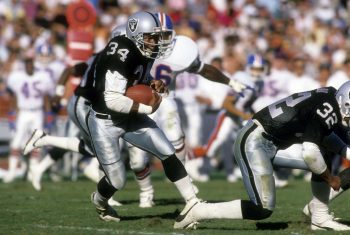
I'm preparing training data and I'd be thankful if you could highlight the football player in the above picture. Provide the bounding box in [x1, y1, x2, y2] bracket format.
[189, 54, 266, 182]
[3, 54, 53, 183]
[174, 81, 350, 231]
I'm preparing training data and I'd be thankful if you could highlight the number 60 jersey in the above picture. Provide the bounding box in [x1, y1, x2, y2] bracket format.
[253, 87, 341, 149]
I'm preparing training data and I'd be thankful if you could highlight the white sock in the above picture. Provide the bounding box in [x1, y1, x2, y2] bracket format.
[310, 180, 331, 223]
[36, 136, 80, 153]
[173, 175, 197, 202]
[137, 174, 153, 193]
[37, 154, 56, 175]
[195, 200, 243, 220]
[7, 155, 19, 174]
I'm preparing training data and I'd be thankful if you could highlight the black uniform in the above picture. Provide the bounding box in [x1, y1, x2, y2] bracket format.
[254, 87, 342, 149]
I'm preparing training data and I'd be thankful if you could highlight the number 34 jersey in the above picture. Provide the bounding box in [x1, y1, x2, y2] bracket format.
[253, 87, 341, 148]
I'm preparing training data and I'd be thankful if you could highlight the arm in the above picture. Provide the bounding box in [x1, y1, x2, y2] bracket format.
[222, 95, 252, 120]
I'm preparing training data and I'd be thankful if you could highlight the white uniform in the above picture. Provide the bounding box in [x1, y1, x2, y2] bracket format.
[7, 69, 53, 149]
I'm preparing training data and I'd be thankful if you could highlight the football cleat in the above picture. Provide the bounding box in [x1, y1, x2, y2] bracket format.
[174, 198, 202, 229]
[311, 215, 350, 231]
[302, 203, 341, 221]
[91, 192, 120, 222]
[139, 190, 155, 208]
[30, 165, 42, 191]
[23, 129, 46, 155]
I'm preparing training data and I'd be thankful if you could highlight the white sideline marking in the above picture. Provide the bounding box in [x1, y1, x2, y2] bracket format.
[34, 224, 185, 235]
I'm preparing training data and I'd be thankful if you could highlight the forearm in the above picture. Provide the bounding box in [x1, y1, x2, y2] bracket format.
[104, 91, 152, 114]
[197, 64, 230, 85]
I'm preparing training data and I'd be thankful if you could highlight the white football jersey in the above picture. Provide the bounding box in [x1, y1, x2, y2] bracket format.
[287, 74, 320, 94]
[150, 35, 200, 95]
[7, 69, 54, 110]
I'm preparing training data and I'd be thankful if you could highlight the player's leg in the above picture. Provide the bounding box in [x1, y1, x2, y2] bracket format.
[122, 115, 199, 206]
[4, 111, 27, 183]
[174, 120, 276, 229]
[128, 144, 154, 208]
[87, 112, 125, 222]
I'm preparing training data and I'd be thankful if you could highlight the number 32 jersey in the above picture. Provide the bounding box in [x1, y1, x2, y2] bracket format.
[254, 87, 341, 148]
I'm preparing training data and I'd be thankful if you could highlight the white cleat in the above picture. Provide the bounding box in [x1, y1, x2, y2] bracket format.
[23, 129, 46, 155]
[174, 198, 202, 229]
[91, 192, 120, 222]
[139, 191, 155, 208]
[311, 216, 350, 231]
[2, 172, 16, 183]
[108, 197, 123, 207]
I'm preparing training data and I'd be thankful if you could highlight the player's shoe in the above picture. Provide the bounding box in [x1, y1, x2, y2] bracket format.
[303, 203, 341, 221]
[30, 165, 42, 191]
[139, 190, 155, 208]
[23, 129, 46, 155]
[173, 198, 202, 229]
[311, 215, 350, 231]
[2, 172, 16, 183]
[108, 197, 123, 207]
[91, 192, 120, 222]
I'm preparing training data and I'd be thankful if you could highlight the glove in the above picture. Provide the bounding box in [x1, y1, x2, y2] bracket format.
[228, 79, 252, 97]
[44, 111, 55, 131]
[7, 111, 16, 131]
[339, 167, 350, 190]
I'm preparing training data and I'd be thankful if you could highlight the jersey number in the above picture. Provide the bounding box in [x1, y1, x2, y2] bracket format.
[317, 102, 338, 129]
[269, 92, 311, 118]
[106, 42, 129, 62]
[21, 81, 42, 98]
[155, 64, 172, 86]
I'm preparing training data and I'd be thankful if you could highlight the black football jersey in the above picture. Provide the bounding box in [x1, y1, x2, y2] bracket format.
[254, 87, 342, 149]
[91, 36, 154, 114]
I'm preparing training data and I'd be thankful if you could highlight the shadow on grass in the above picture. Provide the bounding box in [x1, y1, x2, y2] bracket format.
[255, 222, 289, 230]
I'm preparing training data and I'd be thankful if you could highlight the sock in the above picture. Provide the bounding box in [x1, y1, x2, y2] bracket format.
[36, 154, 56, 175]
[136, 174, 153, 193]
[7, 155, 19, 175]
[310, 180, 331, 223]
[195, 200, 243, 220]
[173, 175, 197, 202]
[36, 136, 80, 153]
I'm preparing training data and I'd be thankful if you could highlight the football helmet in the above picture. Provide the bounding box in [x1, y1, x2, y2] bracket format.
[155, 12, 176, 58]
[36, 43, 54, 64]
[335, 81, 350, 126]
[110, 23, 126, 39]
[126, 11, 175, 59]
[246, 54, 266, 79]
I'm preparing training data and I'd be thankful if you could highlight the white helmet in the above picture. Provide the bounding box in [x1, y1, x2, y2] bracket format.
[126, 11, 174, 59]
[336, 81, 350, 126]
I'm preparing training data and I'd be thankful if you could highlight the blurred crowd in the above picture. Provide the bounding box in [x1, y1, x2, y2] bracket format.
[1, 0, 350, 184]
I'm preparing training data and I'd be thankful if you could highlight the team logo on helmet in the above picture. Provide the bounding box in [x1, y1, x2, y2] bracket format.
[128, 18, 138, 33]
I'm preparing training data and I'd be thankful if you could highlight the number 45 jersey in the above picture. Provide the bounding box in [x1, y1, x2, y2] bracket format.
[253, 87, 341, 149]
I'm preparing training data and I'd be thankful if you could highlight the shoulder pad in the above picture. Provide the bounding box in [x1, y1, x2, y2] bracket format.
[160, 35, 199, 72]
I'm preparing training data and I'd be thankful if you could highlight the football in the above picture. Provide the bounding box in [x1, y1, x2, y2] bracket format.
[125, 84, 155, 105]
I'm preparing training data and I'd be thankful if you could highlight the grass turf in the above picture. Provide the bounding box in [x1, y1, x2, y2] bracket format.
[1, 171, 350, 235]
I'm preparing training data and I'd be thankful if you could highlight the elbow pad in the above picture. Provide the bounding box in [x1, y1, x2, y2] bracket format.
[104, 91, 133, 114]
[302, 142, 327, 175]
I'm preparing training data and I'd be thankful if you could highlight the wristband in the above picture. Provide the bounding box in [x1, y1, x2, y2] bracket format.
[137, 103, 152, 114]
[55, 85, 65, 96]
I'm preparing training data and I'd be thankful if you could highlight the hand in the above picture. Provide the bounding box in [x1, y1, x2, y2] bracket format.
[228, 80, 252, 97]
[150, 80, 168, 94]
[150, 92, 162, 113]
[328, 175, 341, 191]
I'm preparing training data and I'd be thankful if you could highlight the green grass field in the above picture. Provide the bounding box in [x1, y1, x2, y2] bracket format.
[1, 171, 350, 235]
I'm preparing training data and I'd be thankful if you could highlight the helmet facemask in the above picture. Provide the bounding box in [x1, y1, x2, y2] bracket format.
[337, 95, 350, 126]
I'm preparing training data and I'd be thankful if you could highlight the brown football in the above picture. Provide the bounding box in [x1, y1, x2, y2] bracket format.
[125, 84, 155, 105]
